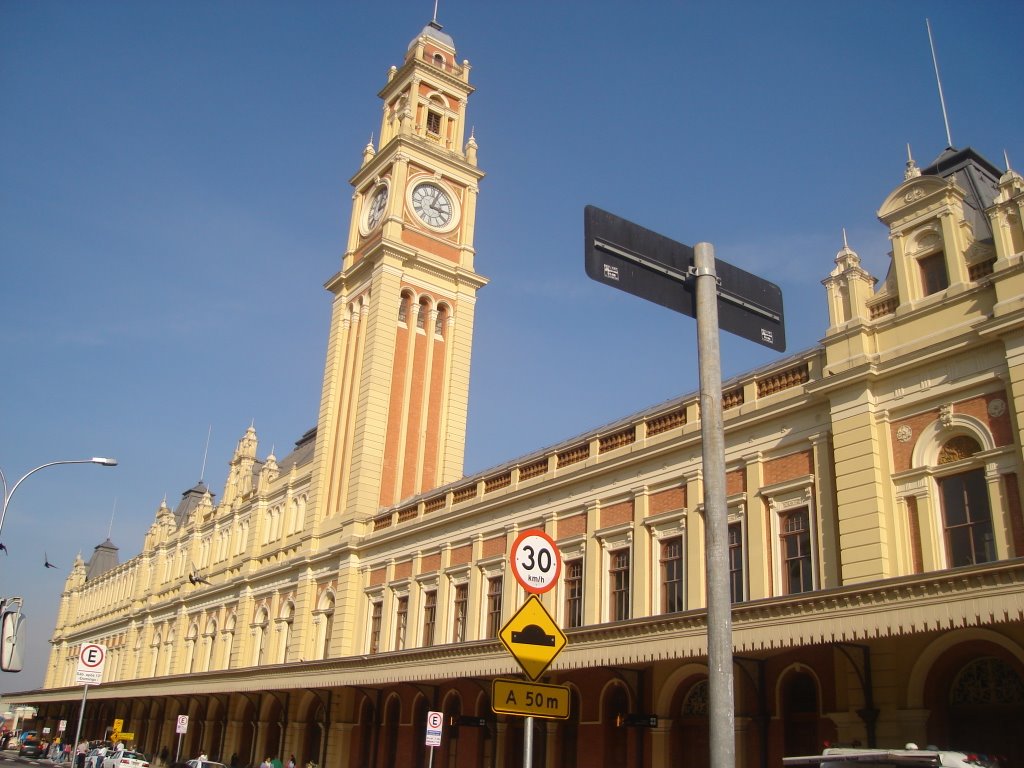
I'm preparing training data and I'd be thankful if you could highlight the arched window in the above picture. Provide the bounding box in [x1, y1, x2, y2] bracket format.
[150, 632, 162, 678]
[222, 613, 236, 670]
[277, 601, 295, 663]
[434, 304, 449, 337]
[162, 629, 175, 676]
[417, 298, 431, 329]
[252, 608, 269, 666]
[202, 618, 218, 672]
[936, 436, 994, 567]
[316, 592, 335, 660]
[184, 622, 199, 673]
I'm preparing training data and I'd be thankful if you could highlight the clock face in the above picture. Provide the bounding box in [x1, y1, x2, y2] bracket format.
[410, 182, 454, 229]
[366, 185, 388, 230]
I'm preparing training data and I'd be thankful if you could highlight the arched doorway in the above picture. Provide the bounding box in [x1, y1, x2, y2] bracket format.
[349, 694, 375, 768]
[556, 688, 580, 768]
[780, 670, 820, 757]
[946, 656, 1024, 764]
[672, 678, 710, 768]
[379, 695, 400, 768]
[412, 697, 430, 768]
[438, 693, 461, 768]
[601, 683, 630, 767]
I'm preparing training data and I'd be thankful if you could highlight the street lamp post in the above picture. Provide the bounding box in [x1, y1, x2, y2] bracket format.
[0, 457, 118, 541]
[0, 457, 116, 674]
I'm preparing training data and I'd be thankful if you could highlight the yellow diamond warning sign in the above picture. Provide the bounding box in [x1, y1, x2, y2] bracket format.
[499, 595, 566, 681]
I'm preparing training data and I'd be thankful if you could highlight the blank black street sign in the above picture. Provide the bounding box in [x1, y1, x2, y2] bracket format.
[584, 205, 786, 352]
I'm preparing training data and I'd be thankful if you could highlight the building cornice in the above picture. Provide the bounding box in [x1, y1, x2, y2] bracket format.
[21, 559, 1023, 706]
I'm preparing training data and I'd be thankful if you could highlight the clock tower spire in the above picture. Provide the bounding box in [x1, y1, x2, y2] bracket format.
[314, 19, 486, 525]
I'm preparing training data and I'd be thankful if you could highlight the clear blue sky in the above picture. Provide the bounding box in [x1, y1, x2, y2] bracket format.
[2, 0, 1021, 691]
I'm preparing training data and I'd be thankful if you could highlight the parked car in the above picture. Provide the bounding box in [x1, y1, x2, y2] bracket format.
[783, 746, 1003, 767]
[85, 746, 109, 768]
[19, 736, 46, 758]
[102, 750, 150, 768]
[186, 759, 227, 768]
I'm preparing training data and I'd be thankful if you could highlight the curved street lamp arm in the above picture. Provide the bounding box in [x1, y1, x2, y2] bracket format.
[0, 457, 118, 540]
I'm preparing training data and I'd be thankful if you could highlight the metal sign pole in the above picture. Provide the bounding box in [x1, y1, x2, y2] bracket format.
[523, 715, 533, 768]
[694, 242, 736, 768]
[72, 684, 89, 763]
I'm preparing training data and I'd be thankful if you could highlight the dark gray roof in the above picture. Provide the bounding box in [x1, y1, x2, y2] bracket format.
[85, 538, 119, 581]
[922, 145, 1001, 241]
[172, 481, 215, 527]
[276, 427, 316, 471]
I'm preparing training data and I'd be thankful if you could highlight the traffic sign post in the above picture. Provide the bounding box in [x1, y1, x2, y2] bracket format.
[175, 715, 189, 761]
[71, 642, 107, 768]
[583, 207, 786, 768]
[424, 710, 443, 768]
[502, 533, 567, 768]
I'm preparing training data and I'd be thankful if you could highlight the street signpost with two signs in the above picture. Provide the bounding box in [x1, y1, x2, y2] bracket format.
[584, 206, 788, 768]
[583, 205, 785, 351]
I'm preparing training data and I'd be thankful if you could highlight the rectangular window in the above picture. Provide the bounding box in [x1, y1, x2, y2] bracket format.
[452, 583, 468, 643]
[781, 509, 813, 594]
[919, 252, 949, 296]
[394, 596, 408, 651]
[610, 548, 631, 621]
[941, 469, 995, 566]
[728, 523, 744, 603]
[426, 110, 442, 135]
[422, 590, 437, 646]
[564, 558, 583, 629]
[486, 576, 503, 638]
[369, 600, 382, 654]
[660, 537, 684, 613]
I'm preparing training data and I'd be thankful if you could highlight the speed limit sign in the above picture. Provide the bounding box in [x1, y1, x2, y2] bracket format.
[510, 529, 562, 594]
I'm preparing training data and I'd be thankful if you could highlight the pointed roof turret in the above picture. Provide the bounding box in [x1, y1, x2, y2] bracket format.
[85, 538, 119, 581]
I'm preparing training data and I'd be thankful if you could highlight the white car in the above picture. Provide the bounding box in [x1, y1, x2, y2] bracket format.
[783, 746, 1002, 767]
[186, 760, 227, 768]
[85, 748, 109, 768]
[102, 751, 150, 768]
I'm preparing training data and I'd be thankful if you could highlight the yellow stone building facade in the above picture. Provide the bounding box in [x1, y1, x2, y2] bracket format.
[20, 18, 1024, 768]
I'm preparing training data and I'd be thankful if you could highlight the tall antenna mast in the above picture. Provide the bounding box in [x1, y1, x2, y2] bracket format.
[200, 424, 212, 483]
[107, 497, 117, 540]
[926, 18, 953, 148]
[432, 0, 439, 23]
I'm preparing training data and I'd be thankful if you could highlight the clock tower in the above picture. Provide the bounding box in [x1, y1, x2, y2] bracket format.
[314, 20, 486, 525]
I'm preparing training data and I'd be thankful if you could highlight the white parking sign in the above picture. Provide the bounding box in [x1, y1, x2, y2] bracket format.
[425, 710, 443, 747]
[75, 643, 107, 685]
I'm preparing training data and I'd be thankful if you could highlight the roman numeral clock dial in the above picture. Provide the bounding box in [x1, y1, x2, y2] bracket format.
[410, 181, 456, 230]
